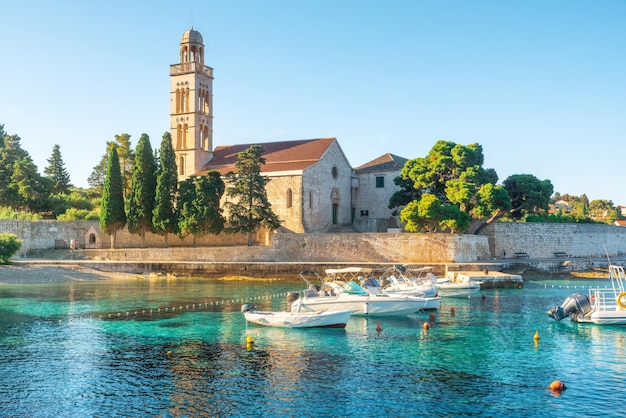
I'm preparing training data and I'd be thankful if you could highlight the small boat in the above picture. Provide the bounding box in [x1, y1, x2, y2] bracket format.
[435, 275, 483, 298]
[241, 304, 352, 328]
[359, 266, 441, 309]
[290, 269, 437, 317]
[548, 264, 626, 325]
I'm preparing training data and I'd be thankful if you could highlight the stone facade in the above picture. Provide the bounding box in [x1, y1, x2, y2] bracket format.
[352, 154, 407, 232]
[300, 141, 353, 231]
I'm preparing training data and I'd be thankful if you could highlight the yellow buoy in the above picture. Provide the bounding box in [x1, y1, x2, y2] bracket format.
[534, 330, 540, 341]
[246, 335, 255, 344]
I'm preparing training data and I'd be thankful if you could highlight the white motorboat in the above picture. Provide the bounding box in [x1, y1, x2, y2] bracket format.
[360, 266, 441, 309]
[241, 304, 352, 328]
[435, 275, 483, 298]
[548, 264, 626, 325]
[291, 269, 436, 317]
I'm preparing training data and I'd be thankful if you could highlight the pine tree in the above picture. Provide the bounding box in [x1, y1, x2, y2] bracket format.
[126, 134, 156, 247]
[100, 147, 126, 249]
[44, 144, 72, 194]
[153, 132, 179, 247]
[224, 145, 281, 246]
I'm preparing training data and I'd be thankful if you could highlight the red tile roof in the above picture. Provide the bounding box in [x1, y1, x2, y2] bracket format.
[354, 153, 408, 173]
[194, 137, 337, 175]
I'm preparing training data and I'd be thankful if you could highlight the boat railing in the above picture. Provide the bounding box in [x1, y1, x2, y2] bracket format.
[589, 288, 619, 311]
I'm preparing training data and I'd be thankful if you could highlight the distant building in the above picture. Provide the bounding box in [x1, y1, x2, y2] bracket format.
[169, 28, 405, 233]
[353, 153, 408, 232]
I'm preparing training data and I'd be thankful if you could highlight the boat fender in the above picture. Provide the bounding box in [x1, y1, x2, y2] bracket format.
[617, 292, 626, 309]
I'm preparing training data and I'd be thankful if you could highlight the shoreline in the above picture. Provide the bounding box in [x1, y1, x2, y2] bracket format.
[0, 261, 610, 285]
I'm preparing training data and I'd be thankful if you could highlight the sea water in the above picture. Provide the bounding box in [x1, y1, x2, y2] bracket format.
[0, 275, 624, 417]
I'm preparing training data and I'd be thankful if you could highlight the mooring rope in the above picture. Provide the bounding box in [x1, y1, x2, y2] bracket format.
[59, 291, 298, 322]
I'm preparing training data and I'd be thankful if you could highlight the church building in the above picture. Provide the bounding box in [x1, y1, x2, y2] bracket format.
[170, 28, 404, 233]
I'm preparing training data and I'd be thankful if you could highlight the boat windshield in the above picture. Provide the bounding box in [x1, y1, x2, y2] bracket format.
[342, 281, 367, 295]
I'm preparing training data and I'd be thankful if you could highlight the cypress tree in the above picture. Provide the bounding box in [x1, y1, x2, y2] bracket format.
[100, 147, 126, 249]
[153, 132, 179, 247]
[127, 134, 156, 247]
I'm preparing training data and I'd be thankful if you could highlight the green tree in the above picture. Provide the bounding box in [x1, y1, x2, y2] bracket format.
[126, 134, 156, 247]
[503, 174, 554, 220]
[153, 132, 179, 247]
[0, 233, 21, 264]
[0, 127, 35, 208]
[44, 144, 72, 194]
[396, 140, 505, 233]
[178, 172, 225, 246]
[400, 193, 469, 233]
[224, 145, 281, 246]
[100, 147, 127, 249]
[88, 134, 134, 195]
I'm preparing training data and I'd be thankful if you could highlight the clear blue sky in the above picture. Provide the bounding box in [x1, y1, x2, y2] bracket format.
[2, 1, 625, 204]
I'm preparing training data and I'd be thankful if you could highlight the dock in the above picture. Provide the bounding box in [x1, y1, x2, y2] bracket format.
[446, 270, 523, 289]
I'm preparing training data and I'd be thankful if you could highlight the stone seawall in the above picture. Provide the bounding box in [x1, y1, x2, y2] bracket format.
[76, 233, 491, 264]
[482, 223, 626, 259]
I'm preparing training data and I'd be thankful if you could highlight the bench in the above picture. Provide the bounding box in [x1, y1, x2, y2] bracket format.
[514, 252, 529, 258]
[554, 252, 567, 258]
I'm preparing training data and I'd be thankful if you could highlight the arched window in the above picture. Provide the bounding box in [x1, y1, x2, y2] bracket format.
[176, 125, 182, 149]
[286, 189, 293, 208]
[183, 123, 189, 148]
[179, 156, 185, 176]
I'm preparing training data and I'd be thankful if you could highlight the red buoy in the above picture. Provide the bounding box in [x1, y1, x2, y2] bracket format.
[450, 307, 456, 316]
[429, 313, 436, 321]
[376, 322, 383, 332]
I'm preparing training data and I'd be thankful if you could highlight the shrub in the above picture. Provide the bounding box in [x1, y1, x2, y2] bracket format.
[0, 233, 21, 264]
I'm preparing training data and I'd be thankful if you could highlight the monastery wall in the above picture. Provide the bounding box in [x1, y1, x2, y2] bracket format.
[5, 220, 626, 263]
[481, 222, 626, 259]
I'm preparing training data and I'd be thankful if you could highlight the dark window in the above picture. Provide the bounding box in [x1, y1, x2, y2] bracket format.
[376, 176, 384, 188]
[332, 166, 338, 179]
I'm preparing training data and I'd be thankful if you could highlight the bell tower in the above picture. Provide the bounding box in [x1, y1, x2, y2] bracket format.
[170, 28, 214, 180]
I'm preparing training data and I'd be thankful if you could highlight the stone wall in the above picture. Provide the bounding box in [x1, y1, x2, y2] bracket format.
[0, 220, 251, 254]
[79, 232, 491, 264]
[6, 219, 626, 264]
[482, 222, 626, 259]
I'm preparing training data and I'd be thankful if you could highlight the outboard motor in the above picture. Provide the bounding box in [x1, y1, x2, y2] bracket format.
[547, 293, 591, 321]
[241, 304, 252, 313]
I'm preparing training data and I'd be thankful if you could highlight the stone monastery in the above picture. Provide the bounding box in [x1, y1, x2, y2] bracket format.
[170, 28, 406, 233]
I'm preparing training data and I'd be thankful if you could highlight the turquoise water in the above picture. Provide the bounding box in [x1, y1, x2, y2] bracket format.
[0, 275, 625, 417]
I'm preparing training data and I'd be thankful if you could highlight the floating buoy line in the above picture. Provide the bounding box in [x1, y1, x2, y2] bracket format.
[55, 291, 296, 322]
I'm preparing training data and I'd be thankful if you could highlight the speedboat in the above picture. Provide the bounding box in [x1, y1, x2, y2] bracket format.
[241, 304, 352, 328]
[290, 269, 436, 317]
[548, 264, 626, 325]
[360, 266, 441, 309]
[435, 275, 483, 298]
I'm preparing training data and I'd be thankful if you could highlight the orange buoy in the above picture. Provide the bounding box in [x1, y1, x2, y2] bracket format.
[549, 380, 566, 392]
[423, 322, 430, 330]
[376, 322, 383, 332]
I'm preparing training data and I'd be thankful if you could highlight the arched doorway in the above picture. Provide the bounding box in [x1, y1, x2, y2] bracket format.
[331, 188, 340, 225]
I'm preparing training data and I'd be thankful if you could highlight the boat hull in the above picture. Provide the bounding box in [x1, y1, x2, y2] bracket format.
[573, 310, 626, 325]
[293, 294, 430, 317]
[243, 309, 352, 328]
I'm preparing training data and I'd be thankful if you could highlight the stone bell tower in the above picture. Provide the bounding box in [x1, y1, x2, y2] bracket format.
[170, 28, 214, 180]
